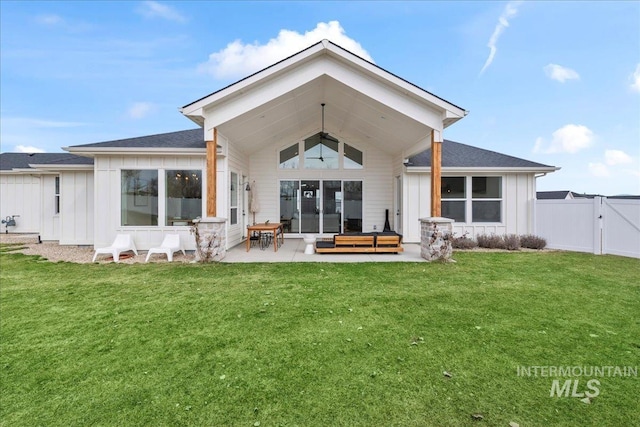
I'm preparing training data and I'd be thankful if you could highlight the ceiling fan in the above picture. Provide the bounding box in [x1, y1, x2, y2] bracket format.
[308, 103, 339, 162]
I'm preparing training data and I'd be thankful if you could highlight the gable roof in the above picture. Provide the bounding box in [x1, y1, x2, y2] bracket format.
[0, 152, 93, 171]
[407, 139, 556, 170]
[180, 39, 467, 159]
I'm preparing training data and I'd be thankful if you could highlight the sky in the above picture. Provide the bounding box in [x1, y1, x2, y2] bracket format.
[1, 1, 639, 195]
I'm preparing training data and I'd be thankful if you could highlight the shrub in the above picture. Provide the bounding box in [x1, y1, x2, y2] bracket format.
[476, 234, 506, 249]
[451, 232, 477, 249]
[503, 234, 521, 251]
[520, 234, 547, 250]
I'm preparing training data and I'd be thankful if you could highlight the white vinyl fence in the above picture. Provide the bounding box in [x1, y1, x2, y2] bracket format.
[536, 197, 640, 259]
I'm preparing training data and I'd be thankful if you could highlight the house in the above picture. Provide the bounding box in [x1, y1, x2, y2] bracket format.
[537, 190, 575, 200]
[0, 40, 557, 249]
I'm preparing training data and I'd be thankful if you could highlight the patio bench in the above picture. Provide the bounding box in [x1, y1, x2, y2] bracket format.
[315, 233, 403, 254]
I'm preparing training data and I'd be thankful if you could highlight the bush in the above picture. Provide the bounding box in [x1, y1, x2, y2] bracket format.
[503, 234, 521, 251]
[476, 234, 506, 249]
[451, 233, 477, 249]
[520, 234, 547, 250]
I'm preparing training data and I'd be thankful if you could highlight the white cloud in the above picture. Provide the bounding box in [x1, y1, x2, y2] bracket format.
[604, 149, 633, 166]
[588, 162, 609, 177]
[137, 1, 186, 23]
[35, 14, 64, 26]
[127, 102, 155, 119]
[631, 64, 640, 93]
[480, 1, 522, 75]
[15, 145, 46, 153]
[533, 124, 594, 154]
[544, 64, 580, 83]
[198, 21, 373, 80]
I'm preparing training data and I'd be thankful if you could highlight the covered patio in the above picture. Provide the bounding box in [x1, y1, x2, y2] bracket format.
[223, 238, 424, 263]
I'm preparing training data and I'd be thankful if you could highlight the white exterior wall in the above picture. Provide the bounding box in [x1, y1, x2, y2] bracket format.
[59, 171, 94, 245]
[0, 174, 42, 234]
[40, 175, 60, 241]
[93, 154, 206, 250]
[225, 133, 250, 249]
[403, 171, 537, 243]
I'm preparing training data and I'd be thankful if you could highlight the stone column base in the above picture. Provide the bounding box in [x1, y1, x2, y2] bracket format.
[420, 217, 455, 262]
[192, 217, 226, 262]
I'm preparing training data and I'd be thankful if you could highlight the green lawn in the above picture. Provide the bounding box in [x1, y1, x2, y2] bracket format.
[1, 248, 639, 426]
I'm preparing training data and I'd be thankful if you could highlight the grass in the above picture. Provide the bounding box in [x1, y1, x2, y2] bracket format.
[1, 248, 639, 426]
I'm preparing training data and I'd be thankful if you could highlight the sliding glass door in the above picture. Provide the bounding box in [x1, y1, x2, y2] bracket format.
[280, 180, 361, 234]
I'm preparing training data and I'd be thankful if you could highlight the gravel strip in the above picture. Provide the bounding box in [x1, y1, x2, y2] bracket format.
[0, 233, 195, 264]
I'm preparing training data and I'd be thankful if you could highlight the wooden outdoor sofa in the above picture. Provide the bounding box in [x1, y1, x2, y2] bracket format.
[315, 232, 404, 254]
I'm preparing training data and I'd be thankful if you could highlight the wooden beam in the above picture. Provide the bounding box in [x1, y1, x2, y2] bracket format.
[206, 128, 217, 217]
[430, 130, 442, 217]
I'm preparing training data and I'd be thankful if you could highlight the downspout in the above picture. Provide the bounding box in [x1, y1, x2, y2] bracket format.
[532, 173, 547, 235]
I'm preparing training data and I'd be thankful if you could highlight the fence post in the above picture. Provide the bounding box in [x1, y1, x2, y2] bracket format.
[593, 197, 603, 255]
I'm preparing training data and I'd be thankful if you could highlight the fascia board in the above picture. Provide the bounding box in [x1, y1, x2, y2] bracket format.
[324, 43, 466, 118]
[64, 148, 207, 156]
[405, 166, 560, 174]
[181, 43, 326, 116]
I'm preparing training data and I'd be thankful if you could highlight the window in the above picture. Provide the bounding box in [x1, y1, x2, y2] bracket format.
[121, 170, 158, 226]
[121, 169, 202, 226]
[279, 143, 299, 169]
[344, 143, 363, 169]
[166, 170, 202, 226]
[441, 177, 466, 222]
[304, 133, 339, 169]
[472, 177, 502, 222]
[440, 176, 503, 223]
[280, 135, 362, 170]
[229, 172, 238, 225]
[54, 176, 60, 214]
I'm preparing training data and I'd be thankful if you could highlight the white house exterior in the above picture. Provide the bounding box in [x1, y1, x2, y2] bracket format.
[0, 40, 557, 250]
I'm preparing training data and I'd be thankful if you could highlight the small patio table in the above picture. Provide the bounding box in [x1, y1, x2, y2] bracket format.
[246, 223, 283, 252]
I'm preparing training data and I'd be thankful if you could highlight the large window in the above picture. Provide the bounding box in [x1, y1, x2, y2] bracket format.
[166, 170, 202, 226]
[304, 134, 339, 169]
[122, 170, 158, 226]
[441, 176, 502, 223]
[121, 169, 202, 226]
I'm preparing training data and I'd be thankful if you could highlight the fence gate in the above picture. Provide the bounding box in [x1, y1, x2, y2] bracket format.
[536, 197, 640, 259]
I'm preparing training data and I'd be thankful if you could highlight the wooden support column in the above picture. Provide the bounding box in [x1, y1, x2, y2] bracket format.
[206, 128, 217, 217]
[430, 129, 442, 217]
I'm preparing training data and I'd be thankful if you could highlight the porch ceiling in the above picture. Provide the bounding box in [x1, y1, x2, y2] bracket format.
[215, 75, 432, 156]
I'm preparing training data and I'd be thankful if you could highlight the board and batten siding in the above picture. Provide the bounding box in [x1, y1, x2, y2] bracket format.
[40, 175, 60, 241]
[0, 174, 42, 234]
[59, 171, 94, 245]
[93, 155, 206, 250]
[402, 172, 537, 243]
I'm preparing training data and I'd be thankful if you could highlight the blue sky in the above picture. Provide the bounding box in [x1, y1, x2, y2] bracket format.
[1, 1, 638, 195]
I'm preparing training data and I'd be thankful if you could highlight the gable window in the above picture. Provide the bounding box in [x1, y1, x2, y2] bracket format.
[121, 170, 158, 226]
[54, 176, 60, 214]
[166, 170, 202, 226]
[344, 143, 363, 169]
[304, 133, 339, 169]
[279, 143, 299, 169]
[279, 138, 363, 170]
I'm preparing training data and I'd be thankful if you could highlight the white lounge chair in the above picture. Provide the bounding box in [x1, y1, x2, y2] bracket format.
[92, 234, 138, 263]
[145, 234, 186, 262]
